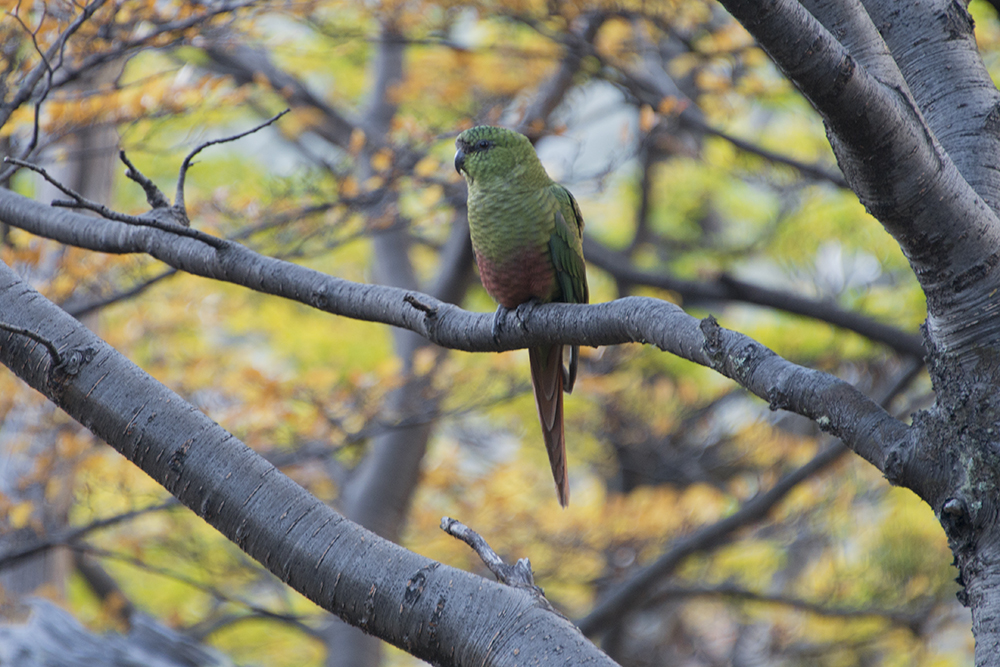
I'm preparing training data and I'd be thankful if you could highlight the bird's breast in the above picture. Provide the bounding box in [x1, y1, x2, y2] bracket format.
[474, 247, 555, 309]
[466, 186, 557, 308]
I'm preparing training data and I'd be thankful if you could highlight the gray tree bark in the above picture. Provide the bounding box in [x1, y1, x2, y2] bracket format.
[9, 1, 1000, 662]
[0, 258, 619, 667]
[718, 2, 1000, 663]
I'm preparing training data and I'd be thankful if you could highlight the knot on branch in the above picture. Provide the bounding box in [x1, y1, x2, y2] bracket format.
[941, 497, 972, 540]
[699, 315, 725, 369]
[940, 496, 976, 607]
[52, 346, 96, 381]
[138, 206, 190, 228]
[403, 562, 440, 607]
[310, 285, 329, 310]
[767, 383, 792, 413]
[0, 323, 94, 392]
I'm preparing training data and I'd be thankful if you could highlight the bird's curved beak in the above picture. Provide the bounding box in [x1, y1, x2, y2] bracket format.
[454, 148, 466, 174]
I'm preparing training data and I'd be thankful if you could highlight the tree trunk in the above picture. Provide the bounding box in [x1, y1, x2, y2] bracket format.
[0, 258, 619, 667]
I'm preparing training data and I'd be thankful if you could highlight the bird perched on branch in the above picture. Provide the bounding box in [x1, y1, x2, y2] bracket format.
[455, 125, 589, 507]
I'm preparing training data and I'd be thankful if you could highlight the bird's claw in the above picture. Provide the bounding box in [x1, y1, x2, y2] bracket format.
[514, 299, 538, 330]
[492, 305, 510, 345]
[492, 300, 539, 345]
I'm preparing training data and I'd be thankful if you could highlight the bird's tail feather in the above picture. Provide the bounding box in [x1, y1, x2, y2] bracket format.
[529, 344, 569, 507]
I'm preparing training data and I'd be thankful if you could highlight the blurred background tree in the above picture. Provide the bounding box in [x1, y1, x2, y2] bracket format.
[0, 0, 984, 664]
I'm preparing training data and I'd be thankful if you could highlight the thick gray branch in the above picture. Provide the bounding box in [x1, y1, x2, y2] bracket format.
[0, 189, 922, 497]
[0, 260, 617, 667]
[720, 0, 1000, 365]
[800, 0, 906, 88]
[860, 0, 1000, 214]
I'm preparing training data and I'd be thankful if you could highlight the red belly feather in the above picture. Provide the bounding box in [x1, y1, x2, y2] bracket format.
[475, 247, 554, 309]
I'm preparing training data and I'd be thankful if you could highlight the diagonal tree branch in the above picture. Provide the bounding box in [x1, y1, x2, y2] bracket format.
[0, 258, 619, 667]
[516, 12, 608, 138]
[719, 0, 1000, 362]
[646, 581, 937, 632]
[200, 39, 357, 150]
[858, 0, 1000, 214]
[578, 441, 850, 635]
[676, 112, 848, 188]
[0, 188, 924, 499]
[0, 501, 178, 572]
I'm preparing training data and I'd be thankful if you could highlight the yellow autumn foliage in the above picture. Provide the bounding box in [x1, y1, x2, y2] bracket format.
[0, 0, 980, 665]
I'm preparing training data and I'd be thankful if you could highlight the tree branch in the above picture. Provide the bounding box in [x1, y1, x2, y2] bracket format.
[441, 518, 539, 591]
[647, 581, 935, 632]
[800, 0, 907, 86]
[0, 258, 619, 667]
[0, 501, 177, 572]
[0, 0, 109, 183]
[677, 113, 848, 188]
[719, 0, 1000, 362]
[516, 12, 607, 138]
[4, 154, 222, 246]
[858, 0, 1000, 214]
[578, 442, 849, 635]
[0, 188, 924, 498]
[175, 109, 290, 213]
[200, 39, 357, 150]
[64, 268, 177, 319]
[0, 0, 108, 130]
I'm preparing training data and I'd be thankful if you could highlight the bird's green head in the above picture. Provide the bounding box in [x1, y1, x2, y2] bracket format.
[454, 125, 548, 189]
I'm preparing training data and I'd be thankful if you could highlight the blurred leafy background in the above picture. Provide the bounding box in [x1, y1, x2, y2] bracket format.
[1, 0, 990, 664]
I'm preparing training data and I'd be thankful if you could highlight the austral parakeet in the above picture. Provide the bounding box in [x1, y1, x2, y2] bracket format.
[455, 125, 589, 507]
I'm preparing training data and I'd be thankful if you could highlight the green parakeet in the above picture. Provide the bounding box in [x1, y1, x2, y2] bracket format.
[454, 125, 589, 507]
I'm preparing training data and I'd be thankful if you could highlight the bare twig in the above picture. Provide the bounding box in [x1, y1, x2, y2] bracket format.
[0, 500, 178, 571]
[6, 156, 109, 211]
[175, 109, 290, 212]
[440, 517, 537, 590]
[65, 268, 178, 319]
[4, 156, 225, 248]
[8, 1, 52, 76]
[48, 1, 256, 94]
[72, 543, 307, 626]
[0, 321, 62, 365]
[119, 150, 172, 210]
[403, 293, 438, 317]
[0, 0, 109, 182]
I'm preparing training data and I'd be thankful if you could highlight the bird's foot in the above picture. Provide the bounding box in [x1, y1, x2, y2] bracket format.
[492, 304, 511, 345]
[513, 299, 539, 330]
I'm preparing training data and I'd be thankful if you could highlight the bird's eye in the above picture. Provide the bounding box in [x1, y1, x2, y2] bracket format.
[476, 139, 492, 151]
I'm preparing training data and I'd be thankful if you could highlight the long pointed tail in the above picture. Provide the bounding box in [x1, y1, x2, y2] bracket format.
[529, 344, 569, 506]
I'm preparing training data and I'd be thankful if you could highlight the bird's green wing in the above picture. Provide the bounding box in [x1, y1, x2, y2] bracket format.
[548, 184, 589, 306]
[546, 183, 589, 396]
